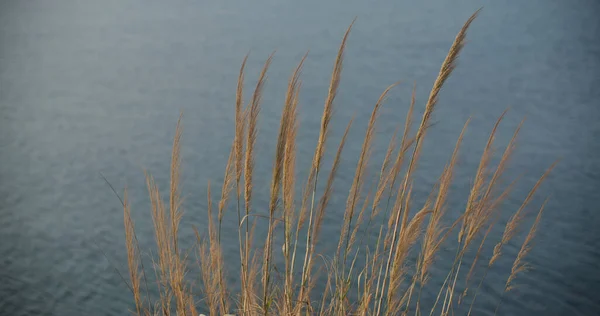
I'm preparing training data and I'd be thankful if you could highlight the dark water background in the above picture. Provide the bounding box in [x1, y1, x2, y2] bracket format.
[1, 0, 599, 315]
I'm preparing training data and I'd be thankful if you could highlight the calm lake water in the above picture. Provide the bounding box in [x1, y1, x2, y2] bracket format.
[1, 0, 599, 315]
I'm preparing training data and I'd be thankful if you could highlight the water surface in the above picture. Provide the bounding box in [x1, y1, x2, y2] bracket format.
[1, 0, 599, 315]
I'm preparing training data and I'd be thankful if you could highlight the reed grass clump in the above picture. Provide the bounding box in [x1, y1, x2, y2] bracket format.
[120, 9, 555, 316]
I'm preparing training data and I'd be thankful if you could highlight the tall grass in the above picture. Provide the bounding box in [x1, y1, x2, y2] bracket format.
[120, 9, 555, 315]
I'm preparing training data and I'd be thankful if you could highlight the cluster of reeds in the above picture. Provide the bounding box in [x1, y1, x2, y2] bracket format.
[120, 9, 555, 315]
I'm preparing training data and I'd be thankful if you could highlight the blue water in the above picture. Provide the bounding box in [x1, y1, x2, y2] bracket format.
[1, 0, 599, 315]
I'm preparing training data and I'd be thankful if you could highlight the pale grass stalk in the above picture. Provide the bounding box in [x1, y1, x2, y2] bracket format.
[354, 124, 400, 268]
[393, 184, 447, 316]
[436, 110, 509, 316]
[300, 118, 353, 312]
[349, 187, 374, 266]
[338, 83, 399, 273]
[494, 199, 548, 315]
[505, 199, 547, 290]
[343, 187, 376, 306]
[219, 144, 236, 243]
[318, 257, 334, 316]
[216, 144, 235, 313]
[124, 189, 144, 316]
[443, 129, 549, 316]
[407, 119, 469, 315]
[298, 20, 354, 312]
[373, 83, 415, 310]
[197, 183, 219, 315]
[460, 114, 518, 255]
[462, 137, 527, 312]
[387, 187, 432, 314]
[262, 52, 305, 315]
[244, 53, 274, 314]
[420, 119, 470, 284]
[144, 114, 191, 315]
[234, 54, 249, 313]
[490, 161, 557, 266]
[283, 55, 305, 314]
[335, 83, 398, 315]
[464, 220, 497, 316]
[146, 172, 171, 314]
[168, 113, 188, 316]
[377, 9, 480, 315]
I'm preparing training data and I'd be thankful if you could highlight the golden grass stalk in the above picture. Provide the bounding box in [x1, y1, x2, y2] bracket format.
[505, 199, 547, 291]
[233, 54, 249, 314]
[460, 112, 513, 251]
[338, 82, 399, 269]
[463, 218, 497, 316]
[419, 119, 470, 285]
[371, 84, 415, 312]
[124, 189, 144, 316]
[493, 199, 547, 315]
[313, 19, 354, 174]
[440, 112, 517, 316]
[283, 55, 304, 315]
[299, 118, 353, 308]
[387, 82, 417, 220]
[219, 144, 236, 239]
[214, 145, 235, 313]
[169, 113, 183, 256]
[145, 172, 170, 315]
[489, 161, 557, 266]
[197, 183, 219, 315]
[432, 110, 508, 315]
[235, 54, 249, 199]
[262, 52, 305, 315]
[377, 9, 480, 315]
[402, 119, 470, 315]
[168, 114, 189, 316]
[143, 113, 188, 315]
[388, 191, 432, 315]
[333, 82, 398, 315]
[243, 53, 274, 313]
[297, 21, 354, 313]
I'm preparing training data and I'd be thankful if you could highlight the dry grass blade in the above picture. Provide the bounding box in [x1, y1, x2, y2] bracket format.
[338, 82, 399, 267]
[282, 55, 305, 314]
[490, 161, 557, 266]
[245, 52, 274, 219]
[263, 52, 305, 315]
[384, 83, 416, 232]
[170, 113, 184, 256]
[313, 18, 355, 173]
[459, 109, 506, 248]
[233, 54, 249, 313]
[145, 171, 172, 314]
[312, 119, 353, 256]
[297, 118, 353, 313]
[419, 119, 470, 285]
[417, 8, 480, 142]
[236, 54, 249, 192]
[296, 21, 354, 312]
[335, 82, 398, 316]
[220, 144, 236, 233]
[378, 10, 480, 315]
[124, 189, 143, 316]
[169, 113, 189, 315]
[505, 199, 547, 291]
[243, 52, 274, 313]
